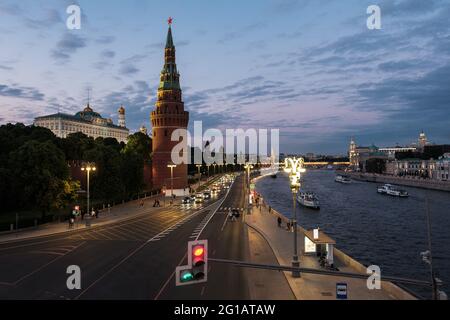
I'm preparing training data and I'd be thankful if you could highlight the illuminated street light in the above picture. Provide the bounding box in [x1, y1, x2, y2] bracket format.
[196, 164, 202, 192]
[284, 157, 305, 278]
[81, 163, 96, 220]
[244, 163, 254, 214]
[167, 164, 177, 198]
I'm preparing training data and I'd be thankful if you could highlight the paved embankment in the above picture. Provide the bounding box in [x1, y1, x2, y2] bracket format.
[245, 201, 416, 300]
[339, 171, 450, 192]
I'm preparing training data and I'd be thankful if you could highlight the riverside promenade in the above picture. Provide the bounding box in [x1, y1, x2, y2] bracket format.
[245, 202, 416, 300]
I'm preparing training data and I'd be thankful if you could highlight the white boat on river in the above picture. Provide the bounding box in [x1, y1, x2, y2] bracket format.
[335, 175, 352, 184]
[377, 184, 409, 197]
[297, 192, 320, 209]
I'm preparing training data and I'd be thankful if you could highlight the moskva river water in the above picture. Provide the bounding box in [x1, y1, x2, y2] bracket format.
[255, 170, 450, 299]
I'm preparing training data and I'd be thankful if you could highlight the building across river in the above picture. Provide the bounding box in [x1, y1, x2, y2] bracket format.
[34, 104, 129, 143]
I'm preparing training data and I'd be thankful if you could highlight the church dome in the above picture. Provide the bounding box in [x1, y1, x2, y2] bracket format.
[75, 104, 102, 120]
[118, 105, 125, 115]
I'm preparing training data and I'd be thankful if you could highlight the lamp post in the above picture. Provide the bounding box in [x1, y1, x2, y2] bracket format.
[196, 164, 202, 191]
[167, 164, 177, 198]
[244, 163, 254, 214]
[81, 163, 96, 218]
[284, 157, 305, 278]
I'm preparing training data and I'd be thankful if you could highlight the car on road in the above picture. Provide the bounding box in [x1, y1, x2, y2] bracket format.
[181, 196, 192, 204]
[203, 192, 211, 200]
[195, 193, 204, 203]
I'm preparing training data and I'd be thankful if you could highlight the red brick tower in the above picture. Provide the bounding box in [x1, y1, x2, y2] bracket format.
[150, 19, 189, 192]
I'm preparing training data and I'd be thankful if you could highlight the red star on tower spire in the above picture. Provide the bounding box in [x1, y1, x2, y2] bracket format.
[168, 17, 173, 26]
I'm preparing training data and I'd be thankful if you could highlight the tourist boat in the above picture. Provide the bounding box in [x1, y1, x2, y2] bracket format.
[297, 192, 320, 209]
[335, 175, 352, 184]
[377, 184, 409, 197]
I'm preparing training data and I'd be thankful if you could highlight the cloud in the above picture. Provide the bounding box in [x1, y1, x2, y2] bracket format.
[0, 65, 13, 71]
[24, 9, 62, 29]
[51, 33, 87, 62]
[0, 84, 45, 101]
[358, 64, 450, 117]
[120, 64, 139, 75]
[218, 22, 267, 44]
[101, 49, 116, 59]
[0, 3, 22, 15]
[96, 36, 116, 44]
[381, 0, 442, 16]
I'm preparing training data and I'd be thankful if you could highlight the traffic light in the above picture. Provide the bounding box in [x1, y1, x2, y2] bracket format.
[176, 240, 208, 286]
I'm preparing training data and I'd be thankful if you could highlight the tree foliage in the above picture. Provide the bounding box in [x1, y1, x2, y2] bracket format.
[0, 124, 152, 216]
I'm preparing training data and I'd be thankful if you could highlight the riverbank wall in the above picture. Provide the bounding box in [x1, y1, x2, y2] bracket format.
[339, 171, 450, 192]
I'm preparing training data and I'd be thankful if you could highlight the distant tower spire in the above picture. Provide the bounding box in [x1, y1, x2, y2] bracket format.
[140, 124, 148, 135]
[118, 105, 126, 128]
[87, 88, 91, 107]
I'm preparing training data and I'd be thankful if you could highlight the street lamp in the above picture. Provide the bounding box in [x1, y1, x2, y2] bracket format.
[284, 157, 306, 278]
[167, 164, 177, 198]
[244, 163, 254, 214]
[81, 163, 96, 218]
[196, 164, 202, 191]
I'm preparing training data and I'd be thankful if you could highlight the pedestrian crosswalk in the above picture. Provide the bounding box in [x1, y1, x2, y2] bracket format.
[66, 205, 208, 242]
[218, 207, 245, 212]
[188, 210, 213, 240]
[29, 244, 81, 256]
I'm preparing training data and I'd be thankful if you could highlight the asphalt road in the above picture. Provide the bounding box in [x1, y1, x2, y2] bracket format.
[0, 175, 250, 300]
[157, 174, 249, 299]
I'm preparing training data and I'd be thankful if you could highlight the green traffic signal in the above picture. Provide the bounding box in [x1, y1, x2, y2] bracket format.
[180, 270, 194, 282]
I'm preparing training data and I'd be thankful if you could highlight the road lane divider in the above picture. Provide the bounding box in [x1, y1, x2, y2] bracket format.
[74, 197, 226, 299]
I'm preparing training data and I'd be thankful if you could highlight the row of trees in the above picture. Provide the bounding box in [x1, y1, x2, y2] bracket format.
[0, 123, 152, 220]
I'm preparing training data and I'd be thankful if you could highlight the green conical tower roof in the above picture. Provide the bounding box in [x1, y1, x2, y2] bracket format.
[159, 23, 180, 90]
[166, 26, 174, 48]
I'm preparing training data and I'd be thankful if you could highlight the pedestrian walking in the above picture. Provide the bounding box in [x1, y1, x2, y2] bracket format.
[286, 221, 291, 231]
[277, 216, 282, 228]
[95, 208, 99, 219]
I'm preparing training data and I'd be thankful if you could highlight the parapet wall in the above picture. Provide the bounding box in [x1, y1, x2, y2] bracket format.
[341, 171, 450, 192]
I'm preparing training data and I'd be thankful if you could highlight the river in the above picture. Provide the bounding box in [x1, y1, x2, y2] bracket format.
[255, 169, 450, 299]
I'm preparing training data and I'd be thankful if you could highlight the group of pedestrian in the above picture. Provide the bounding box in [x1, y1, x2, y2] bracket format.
[228, 209, 239, 222]
[286, 221, 294, 232]
[153, 199, 161, 207]
[276, 216, 294, 232]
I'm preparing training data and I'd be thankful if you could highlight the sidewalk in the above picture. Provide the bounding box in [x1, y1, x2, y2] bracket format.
[0, 195, 172, 243]
[245, 204, 415, 300]
[0, 175, 224, 244]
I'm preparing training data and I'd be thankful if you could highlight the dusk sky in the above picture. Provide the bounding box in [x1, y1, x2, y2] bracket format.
[0, 0, 449, 154]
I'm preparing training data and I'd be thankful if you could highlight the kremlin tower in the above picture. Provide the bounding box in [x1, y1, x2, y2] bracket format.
[150, 18, 189, 193]
[118, 105, 126, 128]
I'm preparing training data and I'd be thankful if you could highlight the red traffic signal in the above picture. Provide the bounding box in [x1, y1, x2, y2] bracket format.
[192, 245, 205, 267]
